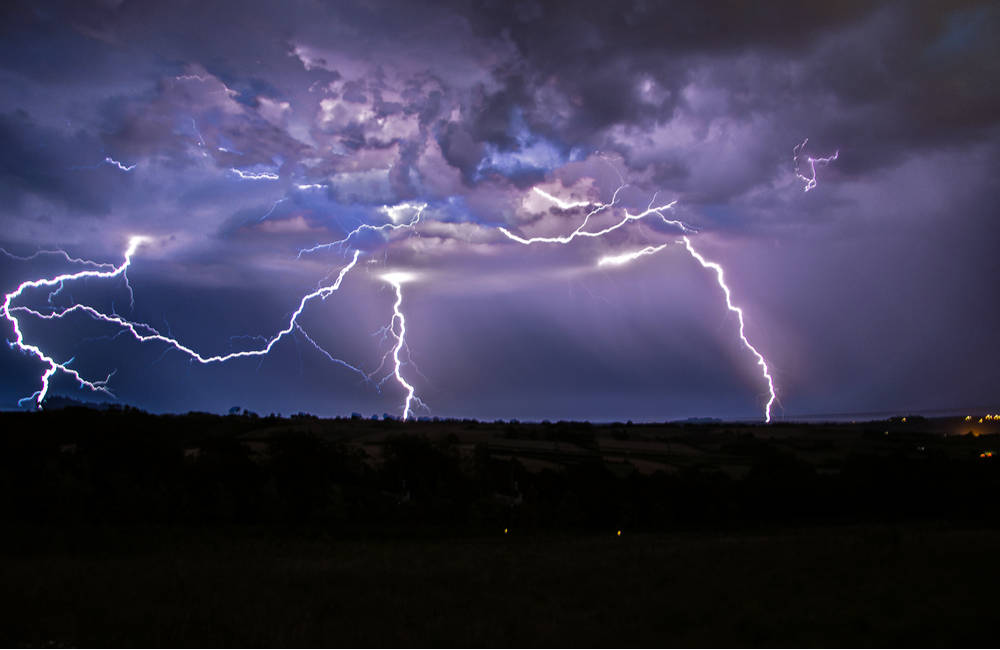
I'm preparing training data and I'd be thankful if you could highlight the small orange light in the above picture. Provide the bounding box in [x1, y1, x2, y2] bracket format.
[504, 528, 508, 534]
[617, 530, 621, 537]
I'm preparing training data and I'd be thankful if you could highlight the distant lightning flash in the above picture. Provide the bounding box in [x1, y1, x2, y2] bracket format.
[793, 138, 839, 192]
[597, 244, 669, 267]
[104, 156, 136, 172]
[499, 185, 693, 245]
[257, 197, 288, 222]
[230, 168, 280, 181]
[297, 202, 427, 258]
[678, 236, 777, 422]
[4, 240, 364, 407]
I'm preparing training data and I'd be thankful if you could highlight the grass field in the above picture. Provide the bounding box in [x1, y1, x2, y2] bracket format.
[3, 523, 999, 646]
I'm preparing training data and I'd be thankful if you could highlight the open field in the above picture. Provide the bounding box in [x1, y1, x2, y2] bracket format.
[2, 406, 999, 645]
[3, 524, 1000, 646]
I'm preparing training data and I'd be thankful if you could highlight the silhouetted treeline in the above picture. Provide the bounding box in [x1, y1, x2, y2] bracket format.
[1, 407, 999, 533]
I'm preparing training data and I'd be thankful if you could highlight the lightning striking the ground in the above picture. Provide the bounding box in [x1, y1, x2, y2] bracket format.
[504, 180, 775, 421]
[378, 271, 423, 421]
[594, 236, 777, 422]
[678, 236, 777, 422]
[793, 138, 839, 192]
[3, 236, 148, 407]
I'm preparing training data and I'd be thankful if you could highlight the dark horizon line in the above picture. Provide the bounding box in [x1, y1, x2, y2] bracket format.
[1, 393, 993, 426]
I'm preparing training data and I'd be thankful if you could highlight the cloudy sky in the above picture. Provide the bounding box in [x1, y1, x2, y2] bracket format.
[1, 0, 997, 421]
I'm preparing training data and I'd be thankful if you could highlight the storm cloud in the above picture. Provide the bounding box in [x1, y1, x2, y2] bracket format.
[1, 0, 997, 420]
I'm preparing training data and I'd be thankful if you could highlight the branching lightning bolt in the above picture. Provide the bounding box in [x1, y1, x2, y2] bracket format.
[499, 185, 694, 244]
[297, 202, 426, 258]
[793, 138, 839, 192]
[3, 236, 149, 407]
[1, 247, 117, 270]
[504, 180, 775, 421]
[4, 240, 364, 408]
[597, 244, 669, 267]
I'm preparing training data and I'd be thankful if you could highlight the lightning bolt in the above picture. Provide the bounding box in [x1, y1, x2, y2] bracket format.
[501, 178, 780, 421]
[793, 138, 839, 192]
[499, 185, 693, 245]
[378, 271, 424, 421]
[297, 202, 426, 258]
[595, 237, 777, 422]
[4, 239, 364, 408]
[678, 236, 776, 422]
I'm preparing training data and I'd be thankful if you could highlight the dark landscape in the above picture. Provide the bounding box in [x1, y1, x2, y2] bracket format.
[2, 403, 999, 646]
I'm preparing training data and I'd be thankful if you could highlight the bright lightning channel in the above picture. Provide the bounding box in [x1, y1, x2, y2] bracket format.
[678, 237, 777, 422]
[530, 187, 595, 211]
[4, 239, 364, 408]
[793, 138, 839, 192]
[104, 156, 136, 172]
[230, 168, 280, 181]
[378, 271, 423, 421]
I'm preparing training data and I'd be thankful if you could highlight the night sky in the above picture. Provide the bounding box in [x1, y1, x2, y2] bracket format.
[1, 0, 997, 421]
